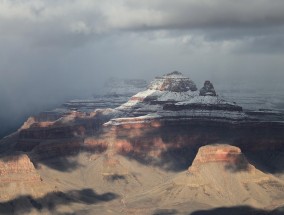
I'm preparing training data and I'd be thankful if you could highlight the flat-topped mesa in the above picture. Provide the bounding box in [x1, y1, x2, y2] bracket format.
[109, 72, 247, 125]
[148, 71, 197, 92]
[200, 80, 217, 96]
[117, 71, 200, 114]
[188, 144, 254, 173]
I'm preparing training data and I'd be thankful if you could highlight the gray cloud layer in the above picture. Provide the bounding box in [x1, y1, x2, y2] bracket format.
[1, 0, 284, 47]
[1, 0, 284, 136]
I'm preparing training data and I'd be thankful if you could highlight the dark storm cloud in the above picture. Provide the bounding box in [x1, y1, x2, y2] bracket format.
[1, 0, 284, 47]
[121, 0, 284, 30]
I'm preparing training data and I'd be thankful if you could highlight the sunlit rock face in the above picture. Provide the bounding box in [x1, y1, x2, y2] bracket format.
[191, 144, 242, 163]
[0, 71, 284, 214]
[125, 144, 284, 212]
[0, 154, 41, 183]
[0, 153, 53, 202]
[102, 120, 284, 172]
[188, 144, 254, 173]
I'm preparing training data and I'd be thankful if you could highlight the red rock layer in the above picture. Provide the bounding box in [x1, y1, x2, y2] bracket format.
[192, 145, 242, 164]
[188, 144, 255, 173]
[84, 137, 108, 152]
[0, 154, 41, 183]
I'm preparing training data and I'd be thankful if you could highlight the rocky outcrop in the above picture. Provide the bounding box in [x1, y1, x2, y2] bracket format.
[113, 71, 245, 124]
[101, 119, 284, 173]
[162, 80, 242, 112]
[148, 71, 197, 92]
[18, 111, 107, 139]
[199, 80, 217, 96]
[9, 72, 283, 166]
[12, 107, 121, 157]
[0, 72, 284, 214]
[188, 144, 254, 173]
[119, 71, 198, 109]
[163, 97, 243, 112]
[126, 144, 284, 212]
[20, 117, 37, 130]
[0, 154, 41, 183]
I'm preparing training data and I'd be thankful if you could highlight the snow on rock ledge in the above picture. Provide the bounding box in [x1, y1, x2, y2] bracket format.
[108, 71, 247, 125]
[148, 71, 197, 92]
[164, 96, 243, 112]
[116, 71, 199, 113]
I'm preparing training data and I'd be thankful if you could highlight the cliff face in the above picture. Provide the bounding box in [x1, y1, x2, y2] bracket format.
[188, 144, 255, 173]
[124, 144, 284, 212]
[6, 71, 283, 170]
[2, 71, 281, 172]
[102, 120, 284, 172]
[113, 72, 246, 125]
[0, 154, 41, 183]
[0, 153, 53, 202]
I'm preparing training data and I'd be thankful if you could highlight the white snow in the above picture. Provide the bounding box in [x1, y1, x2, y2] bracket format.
[159, 109, 246, 119]
[148, 72, 196, 91]
[104, 113, 161, 126]
[103, 73, 249, 126]
[176, 96, 236, 106]
[104, 109, 247, 126]
[156, 91, 198, 102]
[132, 89, 157, 98]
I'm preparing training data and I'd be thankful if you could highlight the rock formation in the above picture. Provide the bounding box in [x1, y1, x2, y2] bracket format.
[199, 80, 217, 96]
[110, 71, 245, 125]
[188, 144, 254, 173]
[125, 144, 284, 213]
[148, 71, 197, 92]
[0, 154, 41, 183]
[0, 153, 52, 202]
[0, 71, 284, 214]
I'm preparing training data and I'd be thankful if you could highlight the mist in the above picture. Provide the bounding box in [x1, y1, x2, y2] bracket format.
[1, 0, 284, 137]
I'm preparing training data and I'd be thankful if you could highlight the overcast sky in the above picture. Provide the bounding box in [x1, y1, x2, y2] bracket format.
[1, 0, 284, 136]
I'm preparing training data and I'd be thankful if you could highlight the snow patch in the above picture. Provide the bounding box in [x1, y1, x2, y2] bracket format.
[177, 96, 236, 106]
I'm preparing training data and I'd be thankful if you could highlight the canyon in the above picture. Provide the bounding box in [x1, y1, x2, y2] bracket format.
[0, 72, 284, 214]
